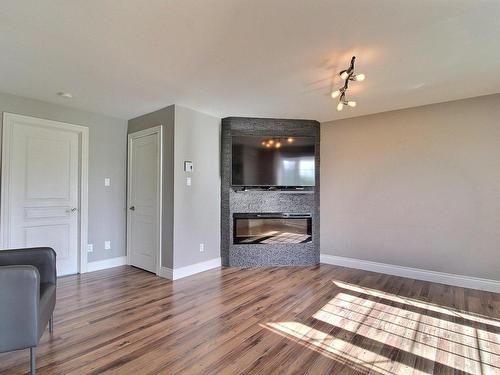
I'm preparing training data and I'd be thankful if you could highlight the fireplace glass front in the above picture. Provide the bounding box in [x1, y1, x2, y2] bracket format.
[233, 213, 312, 244]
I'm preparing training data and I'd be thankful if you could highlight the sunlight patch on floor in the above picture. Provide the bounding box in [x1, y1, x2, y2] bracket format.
[313, 292, 498, 374]
[263, 281, 499, 374]
[332, 280, 500, 328]
[263, 321, 428, 375]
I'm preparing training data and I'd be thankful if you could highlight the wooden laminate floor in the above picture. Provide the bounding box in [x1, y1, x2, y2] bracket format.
[0, 265, 499, 374]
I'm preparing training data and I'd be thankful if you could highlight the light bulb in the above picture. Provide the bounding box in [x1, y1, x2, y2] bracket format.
[268, 139, 274, 145]
[355, 73, 365, 81]
[265, 143, 271, 148]
[287, 137, 294, 143]
[337, 102, 344, 111]
[347, 101, 357, 107]
[340, 71, 349, 80]
[261, 141, 266, 146]
[331, 90, 341, 98]
[275, 142, 282, 149]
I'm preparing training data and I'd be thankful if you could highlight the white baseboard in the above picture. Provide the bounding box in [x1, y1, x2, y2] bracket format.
[158, 257, 221, 281]
[158, 266, 173, 279]
[320, 254, 500, 293]
[87, 256, 127, 272]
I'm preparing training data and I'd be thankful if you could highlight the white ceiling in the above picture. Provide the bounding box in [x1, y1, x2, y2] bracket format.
[1, 1, 499, 122]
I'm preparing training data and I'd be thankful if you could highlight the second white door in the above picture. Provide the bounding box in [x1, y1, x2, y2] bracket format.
[127, 127, 161, 273]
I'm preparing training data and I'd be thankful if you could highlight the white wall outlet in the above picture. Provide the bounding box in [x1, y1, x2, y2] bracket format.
[199, 243, 204, 252]
[87, 244, 93, 253]
[186, 177, 192, 186]
[104, 240, 111, 250]
[104, 178, 111, 186]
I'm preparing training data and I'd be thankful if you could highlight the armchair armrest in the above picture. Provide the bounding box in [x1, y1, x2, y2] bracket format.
[0, 265, 40, 352]
[0, 247, 56, 285]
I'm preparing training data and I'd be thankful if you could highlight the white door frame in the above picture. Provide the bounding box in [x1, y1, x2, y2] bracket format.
[127, 126, 163, 276]
[0, 112, 90, 273]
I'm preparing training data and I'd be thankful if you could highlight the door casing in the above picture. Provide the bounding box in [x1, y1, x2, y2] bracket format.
[126, 126, 163, 275]
[0, 112, 89, 273]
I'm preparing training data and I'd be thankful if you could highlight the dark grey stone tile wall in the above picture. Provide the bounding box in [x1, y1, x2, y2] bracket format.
[221, 117, 320, 267]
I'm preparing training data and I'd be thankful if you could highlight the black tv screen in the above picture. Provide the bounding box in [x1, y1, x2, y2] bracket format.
[232, 136, 315, 187]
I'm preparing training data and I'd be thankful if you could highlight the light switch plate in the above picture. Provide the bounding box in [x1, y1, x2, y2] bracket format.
[186, 177, 192, 186]
[104, 178, 111, 186]
[104, 241, 111, 250]
[87, 244, 93, 253]
[199, 243, 204, 252]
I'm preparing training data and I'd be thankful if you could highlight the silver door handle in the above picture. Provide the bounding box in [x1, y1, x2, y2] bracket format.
[66, 207, 78, 213]
[129, 206, 135, 211]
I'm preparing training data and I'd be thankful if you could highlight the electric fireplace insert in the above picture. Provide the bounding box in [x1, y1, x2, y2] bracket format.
[233, 213, 312, 244]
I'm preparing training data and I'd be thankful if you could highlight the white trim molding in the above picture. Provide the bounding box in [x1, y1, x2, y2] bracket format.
[320, 254, 500, 293]
[158, 266, 173, 280]
[159, 257, 222, 281]
[87, 256, 127, 272]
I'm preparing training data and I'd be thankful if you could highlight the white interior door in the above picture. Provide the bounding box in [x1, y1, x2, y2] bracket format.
[127, 127, 161, 274]
[1, 114, 82, 276]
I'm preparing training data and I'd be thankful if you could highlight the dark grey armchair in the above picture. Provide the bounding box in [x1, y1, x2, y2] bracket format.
[0, 247, 57, 375]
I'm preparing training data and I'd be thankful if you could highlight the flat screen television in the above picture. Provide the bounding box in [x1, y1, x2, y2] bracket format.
[232, 136, 315, 187]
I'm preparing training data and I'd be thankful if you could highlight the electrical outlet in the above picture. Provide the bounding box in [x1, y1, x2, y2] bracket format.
[199, 243, 204, 252]
[87, 244, 93, 253]
[104, 241, 111, 250]
[186, 177, 192, 186]
[104, 178, 111, 186]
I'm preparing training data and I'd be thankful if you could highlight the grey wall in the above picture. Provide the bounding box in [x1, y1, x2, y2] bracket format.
[221, 117, 320, 267]
[321, 94, 500, 280]
[173, 106, 221, 268]
[128, 105, 175, 268]
[128, 105, 221, 269]
[0, 92, 128, 262]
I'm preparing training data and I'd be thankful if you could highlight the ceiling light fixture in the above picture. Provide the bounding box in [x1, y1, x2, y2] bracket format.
[331, 56, 365, 111]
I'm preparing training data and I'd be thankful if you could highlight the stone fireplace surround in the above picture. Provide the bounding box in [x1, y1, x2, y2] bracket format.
[221, 117, 320, 267]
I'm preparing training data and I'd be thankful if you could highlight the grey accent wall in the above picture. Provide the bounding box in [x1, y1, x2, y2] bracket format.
[321, 94, 500, 280]
[0, 92, 128, 262]
[221, 117, 320, 267]
[128, 105, 175, 268]
[173, 106, 221, 268]
[128, 105, 221, 270]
